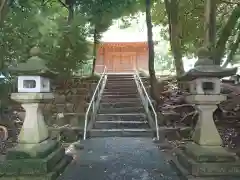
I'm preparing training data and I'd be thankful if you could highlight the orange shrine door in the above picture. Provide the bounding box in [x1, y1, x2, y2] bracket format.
[109, 52, 136, 73]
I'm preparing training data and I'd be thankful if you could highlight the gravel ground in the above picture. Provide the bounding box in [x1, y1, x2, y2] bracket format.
[58, 137, 181, 180]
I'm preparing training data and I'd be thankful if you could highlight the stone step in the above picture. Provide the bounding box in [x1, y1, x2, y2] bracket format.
[104, 86, 137, 90]
[100, 97, 142, 103]
[100, 102, 142, 108]
[105, 81, 135, 85]
[88, 128, 154, 137]
[106, 81, 135, 84]
[101, 94, 139, 99]
[99, 106, 145, 113]
[96, 113, 147, 121]
[103, 88, 138, 93]
[103, 90, 138, 95]
[104, 88, 138, 92]
[102, 93, 140, 97]
[105, 86, 136, 90]
[106, 79, 135, 83]
[107, 74, 133, 78]
[107, 77, 135, 81]
[93, 121, 149, 129]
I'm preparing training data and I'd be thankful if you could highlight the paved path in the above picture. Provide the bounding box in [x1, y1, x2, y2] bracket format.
[58, 137, 181, 180]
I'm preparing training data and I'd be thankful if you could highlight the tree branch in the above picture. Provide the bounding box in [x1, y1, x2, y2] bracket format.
[58, 0, 67, 8]
[222, 25, 240, 67]
[214, 4, 240, 65]
[41, 0, 52, 6]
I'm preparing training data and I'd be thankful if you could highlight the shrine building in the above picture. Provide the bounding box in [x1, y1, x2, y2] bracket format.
[95, 42, 149, 73]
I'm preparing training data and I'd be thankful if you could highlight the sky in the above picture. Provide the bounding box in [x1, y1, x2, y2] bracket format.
[101, 13, 161, 42]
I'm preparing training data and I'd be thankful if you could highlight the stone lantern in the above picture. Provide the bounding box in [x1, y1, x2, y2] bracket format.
[0, 47, 72, 179]
[174, 47, 240, 178]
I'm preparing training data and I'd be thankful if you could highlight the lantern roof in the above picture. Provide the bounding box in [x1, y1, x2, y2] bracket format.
[179, 47, 237, 81]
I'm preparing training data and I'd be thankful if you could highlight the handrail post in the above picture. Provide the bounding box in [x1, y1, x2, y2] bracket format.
[83, 65, 107, 140]
[134, 70, 160, 141]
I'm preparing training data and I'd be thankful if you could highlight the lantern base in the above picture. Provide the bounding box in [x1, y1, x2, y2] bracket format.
[0, 139, 72, 180]
[185, 94, 226, 105]
[171, 142, 240, 178]
[11, 92, 54, 104]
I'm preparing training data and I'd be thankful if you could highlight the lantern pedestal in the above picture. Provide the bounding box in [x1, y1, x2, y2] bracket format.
[172, 95, 240, 178]
[186, 94, 225, 146]
[174, 143, 240, 178]
[0, 93, 72, 180]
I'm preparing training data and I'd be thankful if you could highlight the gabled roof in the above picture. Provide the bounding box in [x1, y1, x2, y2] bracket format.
[98, 42, 148, 46]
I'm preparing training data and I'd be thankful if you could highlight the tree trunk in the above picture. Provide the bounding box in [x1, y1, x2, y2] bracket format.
[214, 5, 240, 65]
[0, 0, 9, 73]
[59, 2, 74, 75]
[67, 4, 74, 23]
[145, 0, 158, 100]
[222, 24, 240, 67]
[92, 27, 97, 75]
[204, 0, 217, 52]
[164, 0, 184, 77]
[0, 0, 8, 25]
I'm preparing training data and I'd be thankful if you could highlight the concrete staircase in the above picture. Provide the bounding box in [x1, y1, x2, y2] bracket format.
[89, 74, 155, 137]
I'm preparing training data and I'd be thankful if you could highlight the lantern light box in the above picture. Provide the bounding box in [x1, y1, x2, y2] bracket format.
[18, 75, 50, 93]
[189, 78, 221, 95]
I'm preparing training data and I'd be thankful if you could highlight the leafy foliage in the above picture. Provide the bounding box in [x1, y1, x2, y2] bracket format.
[151, 0, 240, 57]
[155, 52, 175, 73]
[1, 1, 90, 75]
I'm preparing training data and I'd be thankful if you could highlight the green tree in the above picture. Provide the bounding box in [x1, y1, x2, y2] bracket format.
[0, 0, 91, 76]
[155, 51, 175, 73]
[151, 0, 240, 73]
[213, 3, 240, 65]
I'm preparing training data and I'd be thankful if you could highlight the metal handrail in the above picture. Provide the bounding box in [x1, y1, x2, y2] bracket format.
[134, 70, 160, 140]
[83, 66, 107, 140]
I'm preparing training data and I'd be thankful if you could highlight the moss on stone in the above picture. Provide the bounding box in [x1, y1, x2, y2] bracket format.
[0, 155, 72, 180]
[175, 147, 240, 176]
[6, 139, 59, 160]
[184, 143, 236, 162]
[0, 147, 65, 175]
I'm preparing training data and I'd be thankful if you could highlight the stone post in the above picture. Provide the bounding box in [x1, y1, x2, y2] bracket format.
[192, 104, 222, 146]
[172, 47, 240, 178]
[12, 93, 52, 145]
[185, 94, 226, 147]
[0, 47, 72, 180]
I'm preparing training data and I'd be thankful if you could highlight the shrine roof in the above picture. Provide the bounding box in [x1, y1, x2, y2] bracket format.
[97, 42, 149, 47]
